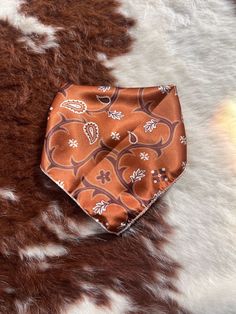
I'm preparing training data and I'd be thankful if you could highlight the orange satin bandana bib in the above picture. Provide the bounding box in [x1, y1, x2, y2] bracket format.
[41, 83, 187, 234]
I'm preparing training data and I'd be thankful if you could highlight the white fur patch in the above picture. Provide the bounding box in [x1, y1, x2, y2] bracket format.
[42, 202, 76, 241]
[67, 218, 104, 238]
[109, 0, 236, 313]
[0, 0, 59, 53]
[15, 298, 33, 314]
[19, 244, 68, 260]
[42, 202, 104, 240]
[63, 290, 133, 314]
[0, 188, 19, 202]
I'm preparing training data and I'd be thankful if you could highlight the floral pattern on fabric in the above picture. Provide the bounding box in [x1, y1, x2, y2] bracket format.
[41, 84, 187, 234]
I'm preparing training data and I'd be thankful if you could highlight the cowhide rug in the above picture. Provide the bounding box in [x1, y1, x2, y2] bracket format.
[0, 1, 235, 314]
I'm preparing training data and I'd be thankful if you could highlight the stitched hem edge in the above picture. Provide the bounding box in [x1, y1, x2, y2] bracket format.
[40, 162, 188, 236]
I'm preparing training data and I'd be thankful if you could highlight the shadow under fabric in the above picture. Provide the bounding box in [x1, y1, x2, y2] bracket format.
[40, 84, 187, 235]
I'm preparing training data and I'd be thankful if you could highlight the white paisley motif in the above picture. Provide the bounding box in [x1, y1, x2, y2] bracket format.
[128, 131, 138, 144]
[83, 122, 99, 145]
[60, 99, 87, 114]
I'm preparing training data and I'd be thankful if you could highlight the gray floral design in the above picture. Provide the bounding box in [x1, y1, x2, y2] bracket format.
[130, 169, 146, 182]
[111, 131, 120, 140]
[108, 110, 124, 120]
[151, 168, 168, 183]
[158, 85, 171, 94]
[93, 200, 109, 215]
[98, 86, 110, 92]
[144, 119, 158, 133]
[140, 152, 149, 160]
[96, 170, 111, 184]
[180, 135, 187, 145]
[68, 139, 78, 148]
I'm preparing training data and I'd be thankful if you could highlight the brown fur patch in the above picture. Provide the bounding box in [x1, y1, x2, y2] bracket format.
[0, 1, 189, 313]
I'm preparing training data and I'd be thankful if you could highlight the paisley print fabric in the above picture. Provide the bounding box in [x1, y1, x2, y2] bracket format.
[41, 83, 187, 234]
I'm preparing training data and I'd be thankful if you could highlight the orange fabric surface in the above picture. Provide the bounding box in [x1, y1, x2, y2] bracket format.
[41, 83, 187, 234]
